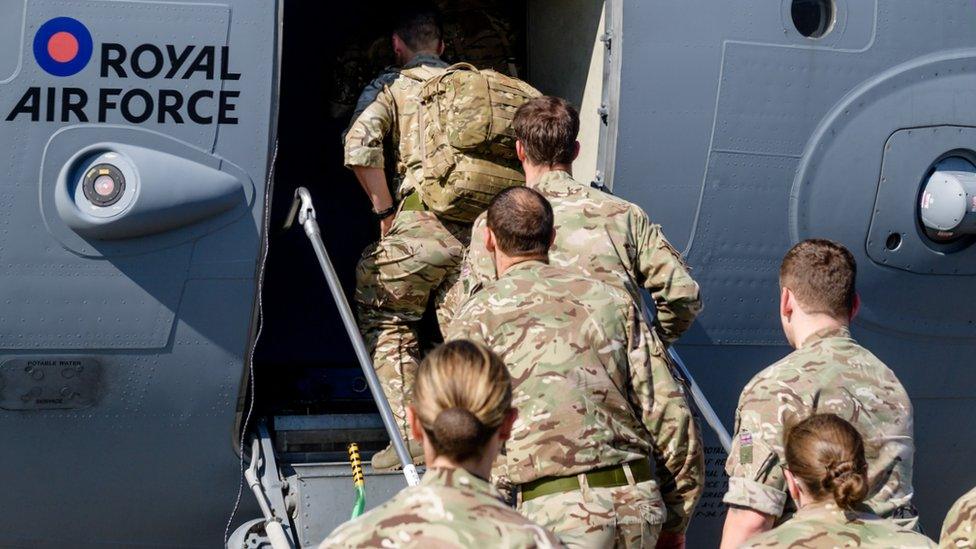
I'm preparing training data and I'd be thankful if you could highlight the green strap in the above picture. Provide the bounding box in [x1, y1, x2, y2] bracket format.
[521, 459, 654, 502]
[400, 191, 428, 212]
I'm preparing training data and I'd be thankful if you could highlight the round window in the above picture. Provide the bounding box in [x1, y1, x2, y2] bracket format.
[791, 0, 834, 38]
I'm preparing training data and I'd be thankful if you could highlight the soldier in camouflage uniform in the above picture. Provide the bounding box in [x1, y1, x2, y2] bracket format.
[439, 96, 702, 347]
[445, 187, 703, 548]
[741, 414, 934, 549]
[720, 239, 917, 549]
[941, 487, 976, 549]
[320, 340, 563, 549]
[344, 5, 470, 468]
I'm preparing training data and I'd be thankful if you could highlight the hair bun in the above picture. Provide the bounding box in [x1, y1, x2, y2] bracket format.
[430, 407, 491, 461]
[823, 460, 868, 509]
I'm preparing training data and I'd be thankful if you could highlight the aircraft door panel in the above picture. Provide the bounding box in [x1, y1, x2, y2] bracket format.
[0, 0, 277, 545]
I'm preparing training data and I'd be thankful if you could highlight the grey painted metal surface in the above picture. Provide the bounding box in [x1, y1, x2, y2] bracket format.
[611, 0, 976, 545]
[1, 1, 975, 547]
[288, 464, 405, 548]
[0, 0, 277, 546]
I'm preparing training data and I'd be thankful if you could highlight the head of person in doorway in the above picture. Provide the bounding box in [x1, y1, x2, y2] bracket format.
[778, 239, 861, 348]
[783, 413, 869, 510]
[483, 186, 555, 275]
[512, 96, 580, 182]
[391, 2, 445, 66]
[408, 339, 517, 478]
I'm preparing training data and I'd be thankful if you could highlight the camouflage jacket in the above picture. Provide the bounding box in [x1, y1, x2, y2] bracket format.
[446, 260, 703, 533]
[319, 467, 563, 549]
[440, 170, 702, 343]
[741, 503, 936, 548]
[941, 486, 976, 549]
[343, 54, 448, 198]
[724, 326, 915, 520]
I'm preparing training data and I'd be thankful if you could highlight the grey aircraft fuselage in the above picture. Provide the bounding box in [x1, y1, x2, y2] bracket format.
[0, 1, 974, 548]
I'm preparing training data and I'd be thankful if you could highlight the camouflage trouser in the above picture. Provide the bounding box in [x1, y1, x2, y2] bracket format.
[354, 209, 470, 440]
[519, 477, 666, 549]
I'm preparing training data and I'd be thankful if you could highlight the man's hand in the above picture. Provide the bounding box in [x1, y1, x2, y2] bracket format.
[351, 166, 395, 236]
[655, 531, 685, 549]
[380, 213, 395, 237]
[720, 506, 775, 549]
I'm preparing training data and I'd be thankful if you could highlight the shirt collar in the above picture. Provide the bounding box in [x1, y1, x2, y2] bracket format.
[532, 170, 575, 186]
[421, 467, 498, 499]
[799, 325, 852, 349]
[793, 501, 860, 522]
[404, 54, 448, 70]
[501, 259, 549, 277]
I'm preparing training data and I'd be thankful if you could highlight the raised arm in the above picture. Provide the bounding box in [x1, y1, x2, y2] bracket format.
[631, 208, 702, 343]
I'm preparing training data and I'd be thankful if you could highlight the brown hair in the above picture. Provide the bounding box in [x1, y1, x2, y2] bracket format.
[393, 2, 443, 52]
[784, 414, 869, 510]
[486, 186, 554, 256]
[512, 96, 580, 166]
[780, 239, 857, 319]
[412, 340, 513, 462]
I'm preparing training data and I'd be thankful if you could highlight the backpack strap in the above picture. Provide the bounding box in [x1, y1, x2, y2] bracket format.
[445, 62, 480, 73]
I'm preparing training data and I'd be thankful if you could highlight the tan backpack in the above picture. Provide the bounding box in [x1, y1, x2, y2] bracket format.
[414, 63, 541, 223]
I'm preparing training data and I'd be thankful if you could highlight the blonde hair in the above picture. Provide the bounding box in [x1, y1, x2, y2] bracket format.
[412, 340, 513, 461]
[785, 413, 869, 510]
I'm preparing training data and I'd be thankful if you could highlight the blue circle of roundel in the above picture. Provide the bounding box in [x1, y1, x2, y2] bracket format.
[33, 17, 93, 77]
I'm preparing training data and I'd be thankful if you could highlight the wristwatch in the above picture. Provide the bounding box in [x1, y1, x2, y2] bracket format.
[372, 203, 397, 220]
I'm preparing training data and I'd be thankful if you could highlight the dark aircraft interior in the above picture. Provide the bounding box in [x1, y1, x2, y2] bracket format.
[253, 1, 601, 462]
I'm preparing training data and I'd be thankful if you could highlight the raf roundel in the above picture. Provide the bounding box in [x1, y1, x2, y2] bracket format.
[33, 17, 93, 77]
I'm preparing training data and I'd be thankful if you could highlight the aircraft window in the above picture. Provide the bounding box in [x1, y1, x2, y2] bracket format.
[791, 0, 834, 38]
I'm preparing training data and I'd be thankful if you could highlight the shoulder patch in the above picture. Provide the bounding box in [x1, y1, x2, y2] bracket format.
[739, 431, 754, 464]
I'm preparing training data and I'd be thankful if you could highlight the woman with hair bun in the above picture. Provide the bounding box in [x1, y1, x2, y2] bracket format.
[741, 414, 934, 548]
[320, 340, 563, 548]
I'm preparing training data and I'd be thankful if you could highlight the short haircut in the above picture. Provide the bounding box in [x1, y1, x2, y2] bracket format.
[486, 186, 554, 256]
[393, 2, 443, 52]
[512, 96, 580, 166]
[780, 239, 857, 319]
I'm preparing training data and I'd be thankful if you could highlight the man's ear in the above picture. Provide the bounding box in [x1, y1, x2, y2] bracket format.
[406, 406, 425, 443]
[780, 286, 793, 319]
[515, 140, 527, 164]
[436, 39, 445, 56]
[850, 293, 861, 321]
[497, 408, 518, 442]
[485, 227, 496, 254]
[572, 140, 581, 162]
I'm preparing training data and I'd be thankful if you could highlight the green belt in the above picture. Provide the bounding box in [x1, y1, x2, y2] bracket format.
[400, 191, 428, 212]
[520, 459, 653, 502]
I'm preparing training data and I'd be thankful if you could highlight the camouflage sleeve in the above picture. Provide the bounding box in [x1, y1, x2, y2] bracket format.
[941, 487, 976, 549]
[631, 207, 702, 343]
[626, 306, 704, 533]
[722, 388, 788, 517]
[438, 215, 496, 330]
[443, 298, 490, 347]
[343, 73, 396, 169]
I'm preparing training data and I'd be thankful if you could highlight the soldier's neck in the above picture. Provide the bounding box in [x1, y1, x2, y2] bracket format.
[496, 254, 548, 276]
[524, 162, 573, 185]
[791, 313, 847, 349]
[428, 455, 494, 481]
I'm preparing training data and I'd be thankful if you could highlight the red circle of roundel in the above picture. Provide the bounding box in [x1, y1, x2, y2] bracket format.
[47, 31, 79, 63]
